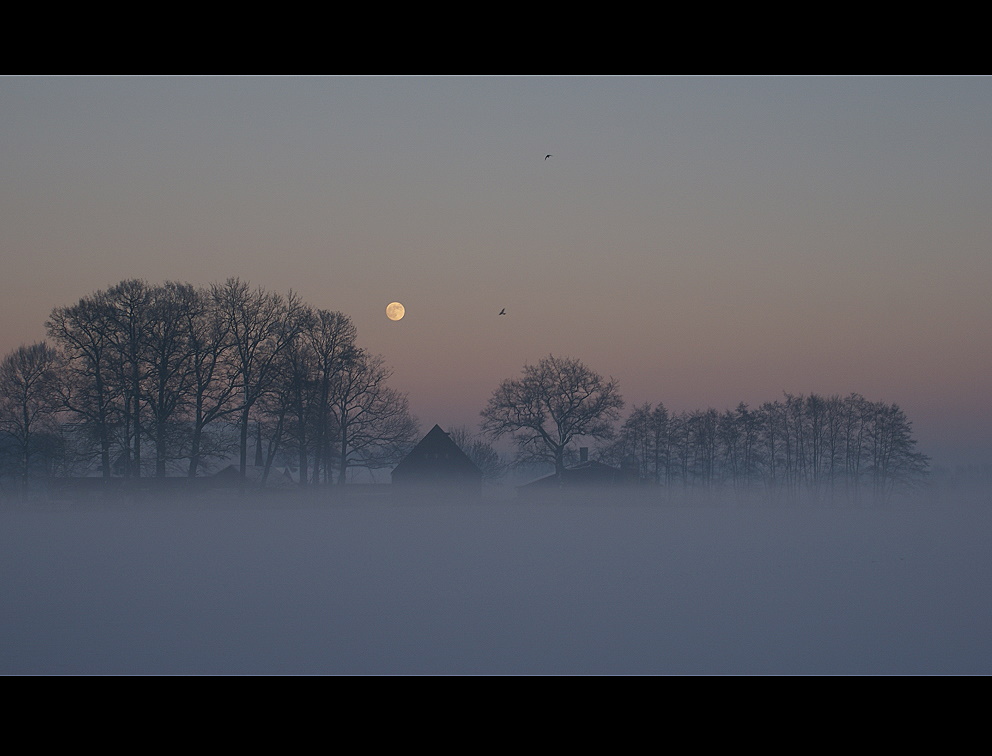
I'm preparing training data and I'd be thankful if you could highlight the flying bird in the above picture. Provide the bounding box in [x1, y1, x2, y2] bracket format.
[499, 308, 506, 315]
[545, 154, 552, 160]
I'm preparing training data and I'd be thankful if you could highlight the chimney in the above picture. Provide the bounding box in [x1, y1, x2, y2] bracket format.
[579, 447, 588, 463]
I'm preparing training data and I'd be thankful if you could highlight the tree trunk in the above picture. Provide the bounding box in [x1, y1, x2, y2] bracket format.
[188, 424, 202, 478]
[239, 406, 250, 480]
[338, 424, 349, 485]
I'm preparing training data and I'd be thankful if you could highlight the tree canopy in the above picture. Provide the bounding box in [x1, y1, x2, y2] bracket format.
[31, 278, 419, 488]
[481, 354, 624, 479]
[0, 279, 934, 503]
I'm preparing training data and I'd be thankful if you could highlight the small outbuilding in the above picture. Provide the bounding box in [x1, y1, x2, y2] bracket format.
[209, 464, 297, 489]
[391, 424, 482, 493]
[517, 447, 641, 500]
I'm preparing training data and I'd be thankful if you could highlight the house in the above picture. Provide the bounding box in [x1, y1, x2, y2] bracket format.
[391, 424, 482, 493]
[209, 464, 297, 489]
[517, 447, 640, 499]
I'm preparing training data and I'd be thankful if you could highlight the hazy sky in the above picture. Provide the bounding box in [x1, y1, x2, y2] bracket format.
[2, 75, 990, 467]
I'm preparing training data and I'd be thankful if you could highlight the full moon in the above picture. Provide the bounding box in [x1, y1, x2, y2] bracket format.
[386, 302, 405, 321]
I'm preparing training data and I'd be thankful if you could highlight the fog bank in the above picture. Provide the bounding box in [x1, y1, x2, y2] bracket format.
[2, 486, 990, 675]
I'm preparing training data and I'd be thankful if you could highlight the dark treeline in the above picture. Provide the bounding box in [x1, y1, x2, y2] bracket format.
[480, 355, 929, 503]
[0, 278, 419, 490]
[600, 395, 930, 502]
[1, 283, 930, 503]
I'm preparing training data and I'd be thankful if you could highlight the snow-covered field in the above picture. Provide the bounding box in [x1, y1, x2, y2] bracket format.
[2, 485, 990, 675]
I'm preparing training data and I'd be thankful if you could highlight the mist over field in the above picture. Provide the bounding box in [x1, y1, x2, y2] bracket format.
[2, 483, 990, 675]
[3, 76, 992, 675]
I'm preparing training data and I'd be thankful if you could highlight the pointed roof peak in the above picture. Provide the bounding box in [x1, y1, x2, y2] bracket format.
[391, 422, 483, 486]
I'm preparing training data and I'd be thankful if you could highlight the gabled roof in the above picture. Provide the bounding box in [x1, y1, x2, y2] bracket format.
[518, 459, 626, 490]
[211, 464, 296, 487]
[391, 424, 482, 486]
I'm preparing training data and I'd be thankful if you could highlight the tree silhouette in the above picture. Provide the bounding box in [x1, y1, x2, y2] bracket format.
[46, 291, 118, 479]
[0, 342, 63, 489]
[27, 278, 934, 502]
[448, 426, 507, 481]
[141, 282, 199, 477]
[210, 278, 306, 484]
[327, 349, 419, 483]
[603, 402, 673, 483]
[300, 309, 358, 485]
[481, 355, 623, 481]
[613, 392, 928, 502]
[180, 286, 240, 478]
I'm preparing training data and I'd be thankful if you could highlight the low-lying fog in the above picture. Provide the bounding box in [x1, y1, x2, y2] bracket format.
[2, 484, 990, 675]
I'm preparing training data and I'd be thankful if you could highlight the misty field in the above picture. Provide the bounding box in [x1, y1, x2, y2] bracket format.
[2, 485, 990, 675]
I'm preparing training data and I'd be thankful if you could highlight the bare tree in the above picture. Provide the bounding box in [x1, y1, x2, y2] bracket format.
[687, 408, 719, 488]
[263, 304, 315, 486]
[866, 400, 929, 501]
[253, 374, 293, 487]
[210, 278, 306, 483]
[180, 286, 240, 478]
[448, 426, 508, 481]
[606, 402, 671, 484]
[262, 307, 361, 489]
[141, 282, 199, 477]
[717, 407, 742, 487]
[480, 355, 623, 480]
[841, 393, 871, 499]
[302, 309, 358, 485]
[261, 304, 340, 488]
[103, 279, 155, 478]
[0, 342, 63, 489]
[327, 349, 419, 483]
[669, 411, 692, 488]
[739, 393, 927, 502]
[46, 292, 119, 478]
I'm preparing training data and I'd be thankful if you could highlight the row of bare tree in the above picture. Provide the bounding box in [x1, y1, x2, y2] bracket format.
[479, 355, 929, 501]
[1, 290, 930, 501]
[0, 278, 419, 488]
[600, 394, 929, 500]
